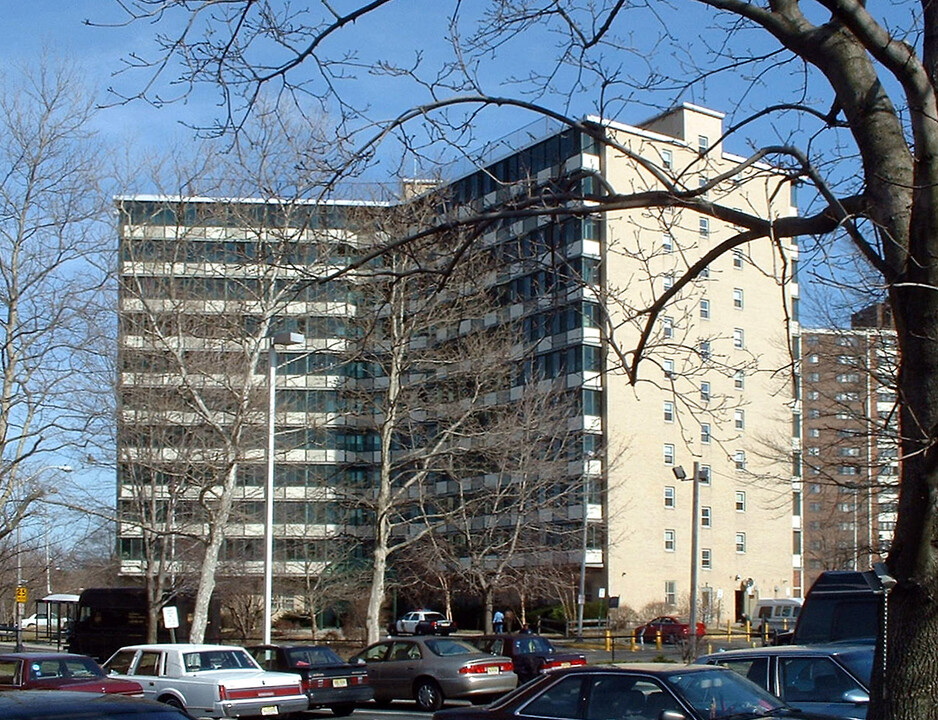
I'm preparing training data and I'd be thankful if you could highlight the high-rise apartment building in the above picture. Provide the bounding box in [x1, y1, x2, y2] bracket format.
[117, 103, 801, 621]
[801, 305, 898, 589]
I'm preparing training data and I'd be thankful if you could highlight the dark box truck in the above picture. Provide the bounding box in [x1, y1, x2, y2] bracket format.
[792, 565, 894, 644]
[67, 587, 220, 661]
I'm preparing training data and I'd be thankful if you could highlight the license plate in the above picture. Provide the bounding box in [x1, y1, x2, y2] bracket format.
[333, 678, 348, 688]
[487, 667, 499, 674]
[260, 706, 279, 716]
[560, 662, 570, 668]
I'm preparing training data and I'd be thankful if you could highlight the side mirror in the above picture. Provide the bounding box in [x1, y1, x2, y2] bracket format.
[843, 689, 870, 704]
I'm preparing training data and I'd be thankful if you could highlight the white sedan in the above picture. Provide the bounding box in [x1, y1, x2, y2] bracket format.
[103, 643, 309, 718]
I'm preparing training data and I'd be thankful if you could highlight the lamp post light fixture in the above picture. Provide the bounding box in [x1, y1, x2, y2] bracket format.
[14, 464, 72, 652]
[264, 331, 305, 646]
[672, 461, 700, 659]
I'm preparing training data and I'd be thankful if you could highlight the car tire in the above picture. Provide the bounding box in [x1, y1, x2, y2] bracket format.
[414, 679, 444, 712]
[159, 696, 185, 711]
[331, 704, 355, 717]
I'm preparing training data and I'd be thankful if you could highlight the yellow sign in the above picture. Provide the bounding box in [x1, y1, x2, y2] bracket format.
[14, 586, 27, 603]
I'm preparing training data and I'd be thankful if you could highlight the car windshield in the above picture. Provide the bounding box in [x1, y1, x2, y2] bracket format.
[183, 649, 258, 671]
[424, 638, 478, 656]
[663, 667, 786, 719]
[286, 647, 344, 667]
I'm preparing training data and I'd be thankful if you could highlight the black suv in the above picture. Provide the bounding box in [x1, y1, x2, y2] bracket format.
[791, 565, 894, 644]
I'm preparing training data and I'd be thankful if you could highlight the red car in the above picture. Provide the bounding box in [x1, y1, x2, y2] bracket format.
[0, 652, 143, 695]
[633, 615, 706, 644]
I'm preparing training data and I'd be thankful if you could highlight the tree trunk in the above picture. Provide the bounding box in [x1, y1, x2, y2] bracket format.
[189, 462, 240, 642]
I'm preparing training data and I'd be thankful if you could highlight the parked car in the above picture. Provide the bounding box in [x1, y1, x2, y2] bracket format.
[247, 643, 373, 715]
[349, 635, 517, 711]
[393, 610, 457, 636]
[430, 664, 832, 720]
[633, 615, 706, 644]
[466, 634, 586, 685]
[792, 568, 890, 644]
[102, 643, 308, 718]
[0, 690, 196, 720]
[696, 643, 873, 719]
[19, 613, 61, 630]
[0, 652, 143, 695]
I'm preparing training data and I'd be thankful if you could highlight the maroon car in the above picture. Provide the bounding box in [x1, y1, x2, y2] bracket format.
[467, 634, 587, 684]
[0, 652, 143, 695]
[633, 615, 706, 644]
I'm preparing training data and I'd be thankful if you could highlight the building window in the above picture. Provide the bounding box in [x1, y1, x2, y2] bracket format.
[807, 390, 819, 400]
[733, 248, 744, 269]
[665, 581, 676, 605]
[700, 340, 711, 360]
[664, 529, 676, 552]
[664, 401, 675, 423]
[700, 299, 710, 319]
[733, 328, 745, 349]
[701, 506, 712, 527]
[664, 486, 675, 508]
[734, 370, 745, 390]
[698, 465, 711, 485]
[700, 381, 710, 402]
[661, 148, 673, 170]
[807, 372, 820, 382]
[736, 532, 747, 553]
[698, 135, 709, 153]
[663, 316, 674, 339]
[663, 359, 675, 378]
[663, 273, 674, 291]
[807, 446, 819, 456]
[734, 409, 745, 430]
[701, 548, 712, 570]
[808, 427, 820, 438]
[700, 265, 710, 278]
[699, 176, 709, 198]
[664, 443, 675, 465]
[734, 450, 747, 470]
[733, 288, 744, 309]
[735, 491, 746, 512]
[699, 217, 710, 237]
[662, 233, 674, 252]
[701, 423, 711, 444]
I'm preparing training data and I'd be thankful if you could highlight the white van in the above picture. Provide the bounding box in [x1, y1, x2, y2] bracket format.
[753, 598, 803, 634]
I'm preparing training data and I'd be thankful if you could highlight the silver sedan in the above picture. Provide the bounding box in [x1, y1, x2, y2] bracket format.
[350, 636, 517, 711]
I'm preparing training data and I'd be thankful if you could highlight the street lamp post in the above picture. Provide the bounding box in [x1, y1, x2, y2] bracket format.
[14, 464, 72, 652]
[673, 462, 700, 659]
[264, 331, 305, 646]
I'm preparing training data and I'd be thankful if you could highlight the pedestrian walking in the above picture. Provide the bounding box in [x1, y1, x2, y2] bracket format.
[493, 609, 505, 633]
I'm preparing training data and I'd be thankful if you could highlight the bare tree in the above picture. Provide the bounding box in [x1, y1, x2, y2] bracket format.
[106, 2, 938, 715]
[419, 380, 591, 634]
[336, 198, 538, 643]
[0, 58, 109, 594]
[118, 107, 346, 640]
